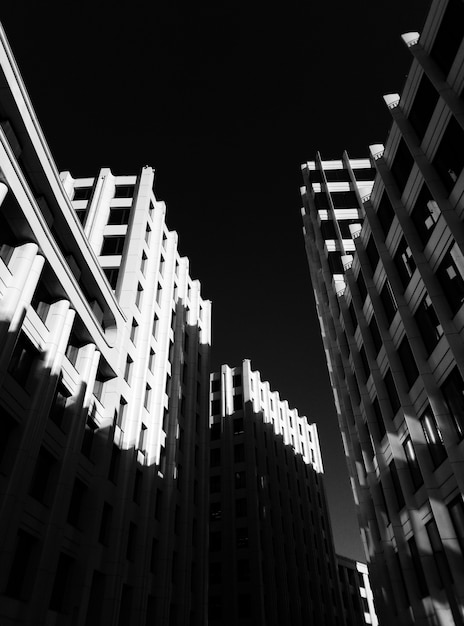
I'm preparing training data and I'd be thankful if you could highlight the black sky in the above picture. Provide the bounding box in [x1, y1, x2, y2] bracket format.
[1, 0, 430, 561]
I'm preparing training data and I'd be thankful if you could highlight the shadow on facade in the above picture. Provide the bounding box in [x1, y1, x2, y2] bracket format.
[208, 400, 344, 626]
[0, 314, 210, 626]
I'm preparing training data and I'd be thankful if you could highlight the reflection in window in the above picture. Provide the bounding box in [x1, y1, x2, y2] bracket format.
[420, 405, 446, 468]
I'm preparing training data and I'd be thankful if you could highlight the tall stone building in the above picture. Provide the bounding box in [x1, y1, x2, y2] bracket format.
[208, 359, 345, 626]
[300, 0, 464, 624]
[0, 23, 211, 626]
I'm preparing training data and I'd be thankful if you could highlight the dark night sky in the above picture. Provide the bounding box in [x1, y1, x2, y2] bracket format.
[1, 0, 430, 561]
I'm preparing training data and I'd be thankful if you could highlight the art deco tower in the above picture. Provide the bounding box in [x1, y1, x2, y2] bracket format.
[301, 1, 464, 624]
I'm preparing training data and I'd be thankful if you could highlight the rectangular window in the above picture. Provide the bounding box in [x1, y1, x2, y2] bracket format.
[411, 184, 439, 246]
[31, 281, 52, 325]
[436, 243, 464, 315]
[211, 398, 221, 415]
[144, 386, 151, 410]
[432, 115, 464, 192]
[233, 394, 243, 411]
[448, 495, 464, 555]
[235, 471, 246, 489]
[389, 460, 405, 510]
[148, 348, 155, 373]
[376, 192, 395, 237]
[145, 223, 151, 244]
[235, 498, 247, 517]
[415, 295, 443, 354]
[108, 207, 131, 225]
[408, 74, 439, 142]
[357, 271, 368, 303]
[81, 412, 98, 459]
[49, 381, 70, 428]
[426, 518, 453, 589]
[366, 236, 379, 272]
[6, 530, 41, 600]
[394, 237, 416, 289]
[234, 443, 245, 463]
[420, 405, 446, 468]
[372, 397, 386, 441]
[29, 447, 57, 505]
[103, 267, 119, 289]
[124, 356, 133, 384]
[130, 319, 138, 344]
[384, 369, 401, 416]
[108, 444, 121, 483]
[140, 251, 148, 275]
[100, 235, 125, 255]
[390, 139, 414, 193]
[408, 537, 429, 598]
[210, 448, 220, 467]
[441, 367, 464, 439]
[114, 184, 135, 198]
[210, 475, 221, 493]
[380, 280, 397, 325]
[398, 337, 418, 389]
[135, 283, 143, 309]
[67, 478, 87, 528]
[116, 396, 127, 429]
[49, 553, 75, 612]
[403, 436, 423, 490]
[8, 333, 39, 388]
[369, 315, 382, 355]
[73, 186, 93, 201]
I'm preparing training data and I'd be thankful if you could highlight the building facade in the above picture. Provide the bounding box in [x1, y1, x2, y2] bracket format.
[336, 555, 378, 626]
[208, 359, 345, 626]
[301, 1, 464, 624]
[0, 23, 211, 626]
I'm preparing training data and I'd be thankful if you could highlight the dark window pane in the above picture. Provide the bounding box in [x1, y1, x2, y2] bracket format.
[107, 207, 131, 225]
[321, 220, 337, 239]
[384, 370, 400, 417]
[328, 251, 343, 274]
[415, 295, 443, 354]
[448, 495, 464, 555]
[100, 236, 125, 255]
[441, 367, 464, 439]
[114, 185, 135, 198]
[411, 184, 439, 246]
[357, 271, 368, 303]
[389, 460, 405, 510]
[380, 281, 397, 325]
[369, 316, 382, 355]
[436, 244, 464, 314]
[372, 397, 386, 440]
[403, 436, 423, 490]
[376, 192, 395, 237]
[324, 168, 351, 182]
[390, 139, 414, 193]
[420, 405, 447, 468]
[29, 447, 57, 505]
[103, 267, 119, 289]
[408, 73, 439, 141]
[338, 218, 362, 239]
[408, 537, 429, 598]
[314, 192, 329, 209]
[366, 236, 379, 272]
[430, 0, 464, 76]
[398, 337, 418, 389]
[331, 191, 358, 208]
[73, 187, 92, 201]
[8, 333, 38, 387]
[432, 115, 464, 192]
[6, 530, 41, 600]
[394, 237, 416, 289]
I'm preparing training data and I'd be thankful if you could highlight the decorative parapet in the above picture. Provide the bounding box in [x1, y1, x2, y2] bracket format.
[401, 31, 420, 48]
[369, 144, 384, 161]
[349, 224, 362, 239]
[383, 93, 400, 109]
[341, 255, 353, 271]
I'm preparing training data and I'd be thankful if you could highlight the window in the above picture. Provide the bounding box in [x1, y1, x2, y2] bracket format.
[390, 139, 413, 193]
[398, 337, 418, 389]
[211, 379, 221, 393]
[138, 423, 148, 451]
[321, 220, 337, 239]
[135, 283, 143, 309]
[411, 185, 439, 246]
[376, 192, 395, 237]
[331, 190, 358, 208]
[380, 280, 397, 325]
[236, 527, 248, 549]
[408, 73, 439, 141]
[210, 501, 222, 521]
[124, 356, 133, 384]
[403, 436, 423, 490]
[232, 373, 242, 387]
[324, 168, 351, 182]
[130, 319, 139, 344]
[235, 472, 246, 489]
[408, 537, 429, 598]
[430, 0, 464, 76]
[152, 314, 159, 339]
[144, 385, 151, 410]
[448, 495, 464, 555]
[67, 478, 87, 528]
[6, 530, 41, 600]
[233, 394, 243, 411]
[359, 346, 369, 382]
[29, 447, 57, 505]
[210, 448, 220, 467]
[8, 333, 39, 387]
[156, 283, 162, 306]
[210, 475, 221, 493]
[159, 255, 165, 276]
[145, 223, 151, 244]
[234, 443, 245, 463]
[126, 523, 136, 561]
[389, 460, 405, 510]
[82, 413, 98, 459]
[108, 207, 131, 225]
[100, 235, 125, 255]
[73, 186, 92, 201]
[31, 281, 53, 324]
[426, 518, 453, 589]
[432, 115, 464, 192]
[211, 399, 221, 415]
[369, 315, 382, 355]
[436, 243, 464, 314]
[420, 405, 446, 468]
[327, 251, 343, 274]
[210, 423, 221, 440]
[233, 417, 244, 435]
[384, 369, 400, 416]
[236, 498, 247, 517]
[114, 184, 135, 198]
[108, 444, 121, 483]
[414, 295, 443, 354]
[357, 271, 368, 303]
[148, 349, 155, 373]
[394, 237, 416, 289]
[441, 367, 464, 439]
[49, 381, 70, 428]
[366, 236, 379, 272]
[103, 267, 119, 289]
